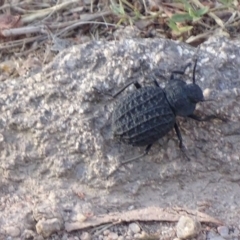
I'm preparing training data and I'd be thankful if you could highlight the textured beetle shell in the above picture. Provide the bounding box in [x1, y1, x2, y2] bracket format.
[112, 86, 176, 146]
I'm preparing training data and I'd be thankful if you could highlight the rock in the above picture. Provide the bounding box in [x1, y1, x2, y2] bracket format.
[176, 216, 201, 239]
[33, 203, 64, 237]
[33, 204, 63, 222]
[107, 232, 118, 240]
[133, 233, 142, 238]
[21, 229, 36, 239]
[36, 218, 63, 237]
[1, 36, 240, 231]
[207, 231, 225, 240]
[217, 226, 229, 238]
[76, 213, 87, 222]
[80, 231, 91, 240]
[103, 230, 110, 236]
[128, 223, 141, 234]
[4, 226, 21, 237]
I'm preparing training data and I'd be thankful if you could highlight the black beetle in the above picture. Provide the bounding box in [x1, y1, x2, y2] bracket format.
[111, 58, 213, 165]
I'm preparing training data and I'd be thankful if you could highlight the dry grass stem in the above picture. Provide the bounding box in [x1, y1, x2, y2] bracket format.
[21, 0, 80, 23]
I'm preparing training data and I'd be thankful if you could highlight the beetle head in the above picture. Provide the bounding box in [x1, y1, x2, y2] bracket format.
[164, 81, 204, 117]
[165, 57, 205, 117]
[185, 83, 204, 103]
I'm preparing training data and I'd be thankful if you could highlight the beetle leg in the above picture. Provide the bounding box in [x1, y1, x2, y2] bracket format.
[170, 62, 191, 80]
[120, 144, 152, 165]
[108, 144, 152, 177]
[144, 144, 152, 155]
[170, 58, 198, 84]
[188, 114, 226, 122]
[174, 122, 183, 148]
[174, 123, 190, 161]
[189, 114, 228, 123]
[149, 71, 167, 87]
[152, 79, 160, 87]
[112, 81, 142, 98]
[188, 114, 209, 121]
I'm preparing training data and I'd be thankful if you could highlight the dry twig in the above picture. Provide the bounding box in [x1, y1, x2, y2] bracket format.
[65, 206, 223, 232]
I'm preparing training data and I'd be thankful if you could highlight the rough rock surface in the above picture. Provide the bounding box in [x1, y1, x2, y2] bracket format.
[0, 36, 240, 238]
[176, 215, 201, 239]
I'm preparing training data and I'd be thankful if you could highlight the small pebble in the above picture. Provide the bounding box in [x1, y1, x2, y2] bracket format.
[133, 233, 142, 238]
[103, 230, 110, 236]
[5, 226, 21, 237]
[77, 213, 87, 222]
[207, 231, 225, 240]
[22, 229, 36, 239]
[126, 229, 133, 237]
[107, 232, 118, 240]
[176, 216, 201, 239]
[80, 231, 91, 240]
[62, 233, 68, 240]
[36, 218, 62, 238]
[129, 223, 140, 234]
[128, 205, 135, 210]
[141, 231, 148, 238]
[217, 226, 229, 238]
